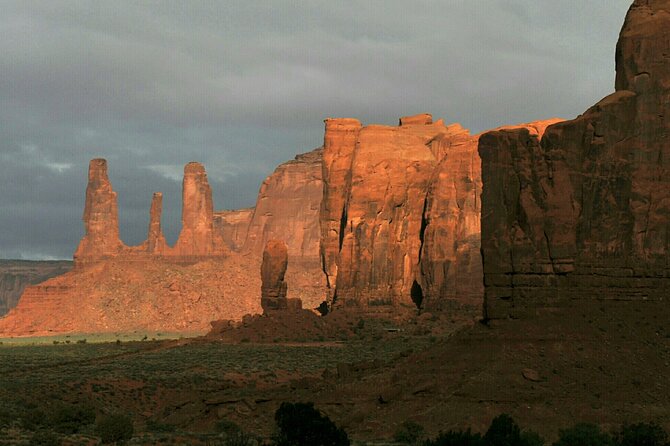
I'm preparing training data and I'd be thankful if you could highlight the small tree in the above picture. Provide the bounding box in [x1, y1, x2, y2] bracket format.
[615, 422, 668, 446]
[95, 413, 134, 444]
[424, 429, 483, 446]
[394, 420, 425, 444]
[553, 423, 613, 446]
[274, 402, 349, 446]
[49, 403, 96, 434]
[483, 414, 524, 446]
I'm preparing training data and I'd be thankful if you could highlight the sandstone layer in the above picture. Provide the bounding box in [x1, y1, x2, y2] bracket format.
[0, 260, 72, 316]
[479, 0, 670, 319]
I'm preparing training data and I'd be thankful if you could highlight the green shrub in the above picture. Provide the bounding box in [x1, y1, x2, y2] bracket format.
[553, 423, 613, 446]
[274, 402, 349, 446]
[49, 403, 95, 434]
[28, 430, 60, 446]
[483, 414, 523, 446]
[146, 419, 175, 433]
[394, 420, 425, 444]
[521, 430, 545, 446]
[615, 422, 668, 446]
[94, 413, 134, 444]
[423, 429, 482, 446]
[21, 408, 47, 430]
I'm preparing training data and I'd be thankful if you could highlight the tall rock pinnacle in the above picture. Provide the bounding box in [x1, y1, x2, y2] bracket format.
[73, 159, 124, 267]
[261, 239, 289, 313]
[173, 162, 219, 257]
[146, 192, 167, 254]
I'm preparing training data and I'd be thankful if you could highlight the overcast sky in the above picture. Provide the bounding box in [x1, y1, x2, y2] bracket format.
[1, 0, 632, 260]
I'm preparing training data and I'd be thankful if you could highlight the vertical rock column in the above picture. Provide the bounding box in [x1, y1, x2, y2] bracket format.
[173, 162, 221, 257]
[147, 192, 167, 254]
[261, 240, 290, 313]
[73, 159, 124, 267]
[319, 118, 361, 304]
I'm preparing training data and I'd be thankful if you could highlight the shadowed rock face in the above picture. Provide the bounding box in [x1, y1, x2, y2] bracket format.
[261, 240, 289, 313]
[0, 261, 72, 316]
[480, 0, 670, 319]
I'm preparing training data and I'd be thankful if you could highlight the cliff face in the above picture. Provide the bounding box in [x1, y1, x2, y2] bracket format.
[320, 115, 491, 311]
[214, 208, 254, 252]
[239, 148, 326, 309]
[243, 148, 323, 259]
[418, 127, 482, 310]
[0, 261, 72, 316]
[480, 0, 670, 319]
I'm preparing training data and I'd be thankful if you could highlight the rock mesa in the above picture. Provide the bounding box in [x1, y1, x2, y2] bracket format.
[479, 0, 670, 319]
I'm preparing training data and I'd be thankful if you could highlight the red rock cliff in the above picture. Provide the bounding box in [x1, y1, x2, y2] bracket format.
[479, 0, 670, 319]
[243, 148, 323, 259]
[320, 114, 490, 310]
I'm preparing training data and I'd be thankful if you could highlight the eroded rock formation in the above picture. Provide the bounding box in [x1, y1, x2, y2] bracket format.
[480, 0, 670, 319]
[172, 162, 223, 258]
[244, 148, 323, 259]
[0, 261, 72, 316]
[231, 148, 326, 309]
[260, 240, 289, 313]
[73, 159, 123, 267]
[146, 192, 167, 254]
[319, 114, 490, 311]
[418, 126, 482, 310]
[214, 208, 254, 252]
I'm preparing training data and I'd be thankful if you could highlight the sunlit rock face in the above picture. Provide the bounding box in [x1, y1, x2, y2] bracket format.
[73, 159, 124, 267]
[319, 114, 491, 312]
[480, 0, 670, 319]
[230, 148, 326, 309]
[171, 162, 226, 258]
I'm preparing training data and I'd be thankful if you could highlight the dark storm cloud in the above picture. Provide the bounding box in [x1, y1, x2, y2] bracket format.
[0, 0, 632, 259]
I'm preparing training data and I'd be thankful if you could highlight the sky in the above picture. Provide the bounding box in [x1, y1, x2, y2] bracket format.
[1, 0, 633, 260]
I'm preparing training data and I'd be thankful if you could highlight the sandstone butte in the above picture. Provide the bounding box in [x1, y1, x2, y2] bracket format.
[319, 114, 561, 313]
[479, 0, 670, 319]
[0, 152, 324, 335]
[2, 0, 666, 336]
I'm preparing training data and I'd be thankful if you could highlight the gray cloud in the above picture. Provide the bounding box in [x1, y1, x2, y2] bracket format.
[0, 0, 632, 258]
